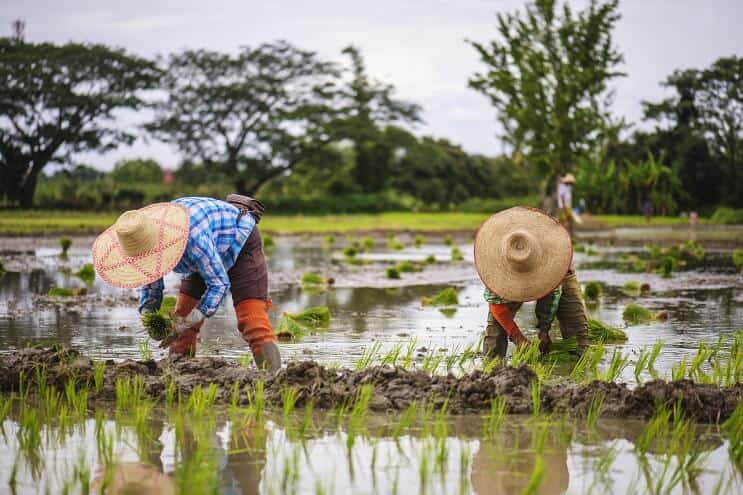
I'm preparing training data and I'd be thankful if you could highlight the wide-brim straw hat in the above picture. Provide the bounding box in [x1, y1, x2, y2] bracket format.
[474, 206, 572, 302]
[561, 173, 576, 184]
[92, 203, 190, 288]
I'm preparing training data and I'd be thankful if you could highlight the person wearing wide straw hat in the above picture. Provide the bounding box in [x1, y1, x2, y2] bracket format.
[474, 206, 589, 358]
[92, 196, 281, 371]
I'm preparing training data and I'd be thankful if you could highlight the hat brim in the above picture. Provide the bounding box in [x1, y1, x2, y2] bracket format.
[474, 207, 572, 302]
[92, 203, 190, 288]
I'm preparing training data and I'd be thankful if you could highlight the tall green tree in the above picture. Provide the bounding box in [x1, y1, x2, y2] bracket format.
[468, 0, 625, 193]
[110, 158, 163, 184]
[0, 38, 160, 207]
[332, 46, 421, 193]
[146, 41, 340, 195]
[643, 56, 743, 206]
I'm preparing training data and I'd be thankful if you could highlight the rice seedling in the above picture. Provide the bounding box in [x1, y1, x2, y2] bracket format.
[574, 243, 586, 253]
[347, 385, 373, 451]
[400, 338, 417, 369]
[450, 246, 464, 262]
[323, 235, 336, 247]
[671, 357, 688, 381]
[92, 360, 106, 394]
[387, 236, 405, 251]
[597, 348, 630, 382]
[114, 375, 146, 411]
[583, 281, 603, 301]
[17, 407, 42, 471]
[282, 386, 298, 424]
[722, 402, 743, 470]
[299, 400, 315, 437]
[393, 401, 418, 439]
[355, 342, 382, 370]
[301, 271, 326, 286]
[482, 396, 507, 438]
[587, 319, 628, 343]
[659, 256, 675, 278]
[421, 287, 459, 306]
[586, 393, 605, 429]
[530, 379, 541, 417]
[142, 311, 173, 341]
[414, 234, 425, 247]
[385, 266, 401, 279]
[343, 246, 358, 258]
[247, 379, 265, 424]
[137, 339, 153, 360]
[74, 263, 96, 284]
[570, 344, 606, 383]
[433, 403, 450, 474]
[688, 342, 714, 382]
[510, 340, 541, 368]
[187, 383, 218, 417]
[522, 456, 546, 495]
[60, 237, 72, 256]
[64, 378, 88, 417]
[381, 343, 403, 367]
[362, 236, 375, 251]
[444, 235, 454, 246]
[585, 246, 600, 256]
[165, 375, 179, 406]
[421, 351, 444, 374]
[396, 260, 420, 273]
[262, 234, 275, 249]
[732, 249, 743, 271]
[425, 254, 436, 264]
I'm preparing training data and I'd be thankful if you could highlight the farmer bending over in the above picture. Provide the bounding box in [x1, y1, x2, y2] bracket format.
[92, 195, 281, 371]
[474, 206, 589, 358]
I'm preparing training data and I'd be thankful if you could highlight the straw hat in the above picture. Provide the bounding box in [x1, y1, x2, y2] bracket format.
[92, 203, 190, 288]
[561, 173, 576, 184]
[474, 206, 572, 302]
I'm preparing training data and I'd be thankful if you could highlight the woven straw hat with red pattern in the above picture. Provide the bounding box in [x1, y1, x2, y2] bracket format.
[92, 203, 190, 288]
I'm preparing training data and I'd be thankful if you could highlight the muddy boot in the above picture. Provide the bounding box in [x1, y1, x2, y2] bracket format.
[236, 299, 282, 372]
[483, 312, 509, 360]
[556, 270, 589, 352]
[168, 293, 204, 357]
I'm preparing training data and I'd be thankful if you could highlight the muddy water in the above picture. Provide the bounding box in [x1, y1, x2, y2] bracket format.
[1, 234, 741, 382]
[0, 232, 742, 494]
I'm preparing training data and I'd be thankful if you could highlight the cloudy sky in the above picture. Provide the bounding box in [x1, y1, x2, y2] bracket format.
[3, 0, 742, 170]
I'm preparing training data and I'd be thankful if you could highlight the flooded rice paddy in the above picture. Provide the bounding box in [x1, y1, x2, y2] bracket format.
[0, 229, 742, 494]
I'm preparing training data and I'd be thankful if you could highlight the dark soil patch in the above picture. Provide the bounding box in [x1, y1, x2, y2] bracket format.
[1, 346, 740, 422]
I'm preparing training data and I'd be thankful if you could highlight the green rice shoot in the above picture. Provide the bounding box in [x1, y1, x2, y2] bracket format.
[422, 287, 459, 306]
[587, 319, 628, 343]
[74, 263, 96, 284]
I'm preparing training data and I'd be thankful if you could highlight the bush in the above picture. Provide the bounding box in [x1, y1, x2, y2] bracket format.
[710, 207, 743, 225]
[456, 195, 540, 213]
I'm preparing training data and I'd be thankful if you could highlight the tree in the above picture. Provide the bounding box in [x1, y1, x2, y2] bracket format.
[332, 46, 421, 193]
[0, 38, 160, 208]
[468, 0, 625, 193]
[110, 158, 163, 184]
[644, 57, 743, 206]
[147, 41, 340, 195]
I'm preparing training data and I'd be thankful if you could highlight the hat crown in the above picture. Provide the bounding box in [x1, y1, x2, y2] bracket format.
[503, 230, 540, 273]
[114, 210, 158, 257]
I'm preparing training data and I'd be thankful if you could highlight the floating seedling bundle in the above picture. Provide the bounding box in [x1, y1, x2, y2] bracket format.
[277, 306, 331, 341]
[622, 303, 668, 326]
[421, 287, 459, 307]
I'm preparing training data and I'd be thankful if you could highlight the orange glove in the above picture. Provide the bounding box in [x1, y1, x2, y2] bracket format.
[489, 303, 528, 345]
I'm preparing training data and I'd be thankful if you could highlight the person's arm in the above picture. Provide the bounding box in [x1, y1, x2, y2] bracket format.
[489, 304, 528, 344]
[187, 233, 230, 318]
[138, 279, 164, 314]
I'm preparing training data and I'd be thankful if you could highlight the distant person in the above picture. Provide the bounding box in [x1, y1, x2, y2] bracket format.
[556, 173, 575, 236]
[475, 207, 590, 358]
[643, 198, 653, 223]
[689, 211, 699, 226]
[91, 195, 281, 371]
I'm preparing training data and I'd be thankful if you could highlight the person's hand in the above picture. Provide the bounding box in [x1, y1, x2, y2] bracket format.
[159, 309, 205, 348]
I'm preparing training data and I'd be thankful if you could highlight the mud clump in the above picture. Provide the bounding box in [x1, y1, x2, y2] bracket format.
[0, 346, 740, 422]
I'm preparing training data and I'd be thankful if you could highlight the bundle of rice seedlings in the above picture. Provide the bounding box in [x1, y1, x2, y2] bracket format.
[396, 261, 420, 273]
[583, 282, 602, 301]
[301, 272, 326, 285]
[362, 237, 375, 251]
[343, 246, 358, 258]
[386, 267, 401, 279]
[587, 319, 627, 343]
[285, 306, 331, 327]
[48, 287, 87, 297]
[622, 304, 658, 325]
[387, 237, 405, 251]
[142, 312, 172, 341]
[276, 314, 305, 341]
[75, 263, 96, 284]
[421, 287, 459, 306]
[732, 249, 743, 271]
[621, 281, 641, 296]
[262, 235, 275, 249]
[425, 255, 437, 264]
[60, 237, 72, 256]
[451, 247, 464, 262]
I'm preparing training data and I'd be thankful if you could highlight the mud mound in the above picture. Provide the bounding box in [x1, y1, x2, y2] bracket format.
[1, 346, 740, 422]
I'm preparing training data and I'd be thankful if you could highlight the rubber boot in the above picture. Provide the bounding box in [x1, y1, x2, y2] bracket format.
[236, 299, 281, 372]
[169, 293, 204, 357]
[555, 270, 590, 352]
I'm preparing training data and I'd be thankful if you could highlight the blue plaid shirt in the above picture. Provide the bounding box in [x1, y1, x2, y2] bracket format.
[138, 197, 256, 317]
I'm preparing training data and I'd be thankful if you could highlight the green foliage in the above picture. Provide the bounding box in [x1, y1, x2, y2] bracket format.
[109, 158, 163, 183]
[0, 38, 161, 208]
[74, 263, 95, 284]
[584, 282, 603, 301]
[59, 237, 72, 255]
[421, 287, 459, 306]
[468, 0, 624, 183]
[710, 207, 743, 225]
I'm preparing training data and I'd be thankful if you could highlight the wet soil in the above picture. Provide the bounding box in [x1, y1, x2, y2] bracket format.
[2, 346, 739, 423]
